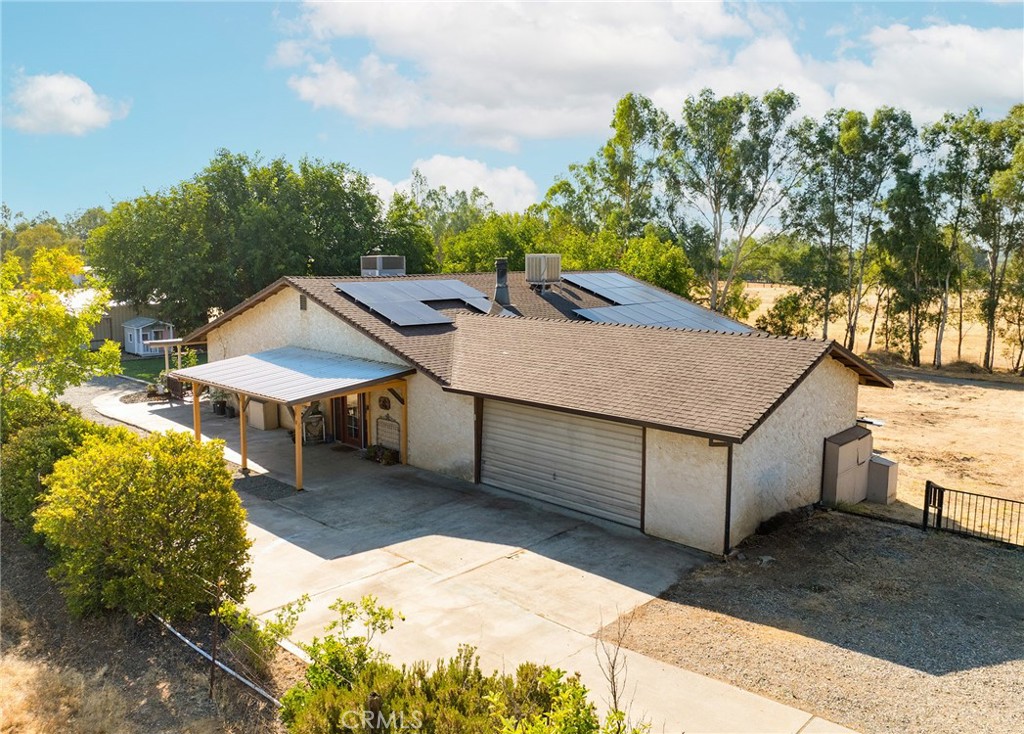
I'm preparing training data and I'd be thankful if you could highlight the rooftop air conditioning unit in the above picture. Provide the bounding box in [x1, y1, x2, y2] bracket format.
[525, 253, 561, 288]
[361, 255, 406, 277]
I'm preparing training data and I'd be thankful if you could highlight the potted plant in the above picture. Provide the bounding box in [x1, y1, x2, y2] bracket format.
[209, 388, 228, 415]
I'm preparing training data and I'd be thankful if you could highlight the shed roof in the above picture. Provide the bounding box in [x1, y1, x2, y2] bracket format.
[447, 315, 889, 442]
[169, 346, 414, 406]
[123, 316, 164, 329]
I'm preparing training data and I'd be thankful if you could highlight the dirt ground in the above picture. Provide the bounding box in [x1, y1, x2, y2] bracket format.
[745, 283, 1019, 371]
[856, 368, 1024, 530]
[0, 521, 297, 734]
[610, 511, 1024, 734]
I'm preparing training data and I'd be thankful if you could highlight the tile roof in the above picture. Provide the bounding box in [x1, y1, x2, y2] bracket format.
[447, 314, 881, 442]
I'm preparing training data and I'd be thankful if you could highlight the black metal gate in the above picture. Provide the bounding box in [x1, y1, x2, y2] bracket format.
[923, 480, 1024, 547]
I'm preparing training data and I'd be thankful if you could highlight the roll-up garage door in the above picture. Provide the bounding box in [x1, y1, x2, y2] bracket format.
[481, 400, 643, 527]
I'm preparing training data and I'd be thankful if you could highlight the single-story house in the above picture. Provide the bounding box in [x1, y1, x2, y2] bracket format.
[172, 260, 891, 555]
[123, 316, 175, 356]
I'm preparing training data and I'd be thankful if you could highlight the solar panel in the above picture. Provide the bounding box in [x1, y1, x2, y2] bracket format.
[563, 272, 752, 333]
[370, 300, 454, 327]
[334, 279, 498, 326]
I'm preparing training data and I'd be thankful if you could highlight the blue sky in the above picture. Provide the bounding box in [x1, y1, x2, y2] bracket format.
[3, 1, 1021, 221]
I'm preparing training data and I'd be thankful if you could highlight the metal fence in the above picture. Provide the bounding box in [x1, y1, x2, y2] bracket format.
[922, 480, 1024, 547]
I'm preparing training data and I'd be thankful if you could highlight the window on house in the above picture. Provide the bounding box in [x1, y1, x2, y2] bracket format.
[128, 333, 133, 343]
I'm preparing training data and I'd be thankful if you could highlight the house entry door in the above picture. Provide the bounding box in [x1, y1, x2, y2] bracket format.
[335, 395, 365, 448]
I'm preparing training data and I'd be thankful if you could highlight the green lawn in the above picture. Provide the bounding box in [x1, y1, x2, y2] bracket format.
[120, 351, 207, 383]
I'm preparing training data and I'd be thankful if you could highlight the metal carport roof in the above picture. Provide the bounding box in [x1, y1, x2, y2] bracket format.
[169, 346, 415, 406]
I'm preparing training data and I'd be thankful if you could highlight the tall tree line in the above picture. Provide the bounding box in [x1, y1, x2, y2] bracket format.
[10, 93, 1021, 371]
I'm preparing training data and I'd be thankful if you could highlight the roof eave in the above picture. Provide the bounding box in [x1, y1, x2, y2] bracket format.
[179, 278, 293, 345]
[441, 387, 741, 444]
[826, 342, 894, 388]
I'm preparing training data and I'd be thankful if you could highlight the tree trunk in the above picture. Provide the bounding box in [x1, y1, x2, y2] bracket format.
[867, 285, 883, 351]
[934, 271, 950, 367]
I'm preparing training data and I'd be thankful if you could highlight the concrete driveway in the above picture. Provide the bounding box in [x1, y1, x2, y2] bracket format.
[95, 389, 856, 734]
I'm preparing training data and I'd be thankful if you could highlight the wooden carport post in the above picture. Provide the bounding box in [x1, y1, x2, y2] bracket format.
[237, 394, 249, 472]
[400, 383, 408, 465]
[293, 403, 305, 491]
[191, 382, 202, 441]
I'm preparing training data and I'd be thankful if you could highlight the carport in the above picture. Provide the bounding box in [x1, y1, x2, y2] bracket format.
[170, 346, 414, 489]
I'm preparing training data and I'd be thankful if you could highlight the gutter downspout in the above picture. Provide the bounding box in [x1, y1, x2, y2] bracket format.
[723, 442, 734, 556]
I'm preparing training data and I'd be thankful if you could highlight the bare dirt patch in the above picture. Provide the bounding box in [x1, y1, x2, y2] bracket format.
[856, 368, 1024, 529]
[0, 521, 297, 733]
[610, 511, 1024, 734]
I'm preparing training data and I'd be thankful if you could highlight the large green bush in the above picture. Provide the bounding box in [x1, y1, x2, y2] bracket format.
[0, 412, 106, 540]
[0, 388, 76, 445]
[35, 430, 252, 620]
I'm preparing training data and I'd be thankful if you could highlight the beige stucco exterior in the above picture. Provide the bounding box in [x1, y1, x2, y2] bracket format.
[207, 288, 406, 367]
[644, 429, 728, 554]
[729, 356, 859, 544]
[407, 375, 475, 481]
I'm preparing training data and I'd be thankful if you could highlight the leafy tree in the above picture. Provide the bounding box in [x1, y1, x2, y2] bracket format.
[443, 212, 546, 273]
[0, 249, 120, 396]
[755, 291, 818, 337]
[380, 191, 438, 274]
[35, 430, 252, 620]
[663, 88, 803, 315]
[88, 150, 399, 331]
[997, 250, 1024, 373]
[546, 93, 668, 240]
[876, 169, 947, 366]
[411, 170, 493, 266]
[618, 228, 695, 297]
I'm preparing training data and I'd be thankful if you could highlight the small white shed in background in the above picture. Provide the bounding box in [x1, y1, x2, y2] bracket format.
[123, 316, 175, 356]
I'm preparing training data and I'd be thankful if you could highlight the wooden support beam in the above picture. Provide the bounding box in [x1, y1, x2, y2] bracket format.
[163, 346, 171, 372]
[176, 345, 182, 370]
[293, 404, 304, 491]
[238, 394, 249, 472]
[191, 382, 202, 441]
[400, 384, 408, 465]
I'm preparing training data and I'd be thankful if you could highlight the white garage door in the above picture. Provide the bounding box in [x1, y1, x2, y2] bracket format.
[481, 400, 643, 527]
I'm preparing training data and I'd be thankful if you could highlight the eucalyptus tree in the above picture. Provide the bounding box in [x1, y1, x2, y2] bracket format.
[978, 105, 1024, 370]
[922, 109, 986, 364]
[545, 93, 669, 243]
[662, 88, 804, 315]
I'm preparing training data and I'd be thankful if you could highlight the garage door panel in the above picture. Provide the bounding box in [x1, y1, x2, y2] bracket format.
[481, 400, 643, 527]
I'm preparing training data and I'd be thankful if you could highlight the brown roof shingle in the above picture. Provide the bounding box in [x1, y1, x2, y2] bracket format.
[183, 271, 890, 441]
[447, 314, 879, 442]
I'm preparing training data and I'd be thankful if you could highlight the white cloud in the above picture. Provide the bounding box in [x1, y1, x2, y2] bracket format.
[828, 24, 1023, 121]
[372, 156, 539, 213]
[6, 72, 129, 135]
[277, 2, 1023, 148]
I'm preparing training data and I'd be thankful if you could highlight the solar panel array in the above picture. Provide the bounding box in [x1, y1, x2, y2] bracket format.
[334, 279, 500, 326]
[562, 272, 752, 333]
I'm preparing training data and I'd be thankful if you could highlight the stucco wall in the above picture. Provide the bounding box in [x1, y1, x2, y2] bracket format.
[206, 288, 406, 366]
[644, 429, 728, 554]
[730, 356, 859, 544]
[406, 374, 475, 481]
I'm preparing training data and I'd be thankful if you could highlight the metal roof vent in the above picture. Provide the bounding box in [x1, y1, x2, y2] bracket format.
[361, 255, 406, 277]
[525, 254, 561, 290]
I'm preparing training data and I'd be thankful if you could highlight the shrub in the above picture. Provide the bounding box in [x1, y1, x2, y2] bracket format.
[0, 389, 76, 446]
[281, 596, 646, 734]
[0, 414, 108, 540]
[34, 430, 252, 620]
[219, 594, 309, 682]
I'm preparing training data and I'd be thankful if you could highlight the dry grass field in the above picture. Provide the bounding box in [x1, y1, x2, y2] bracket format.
[744, 283, 1019, 371]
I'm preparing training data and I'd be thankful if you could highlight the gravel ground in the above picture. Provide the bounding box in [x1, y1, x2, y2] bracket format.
[607, 511, 1024, 734]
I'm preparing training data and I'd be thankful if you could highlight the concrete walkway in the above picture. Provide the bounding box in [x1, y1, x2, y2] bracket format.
[94, 388, 856, 734]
